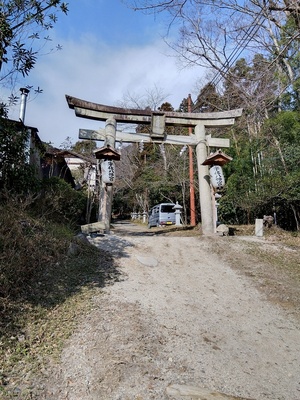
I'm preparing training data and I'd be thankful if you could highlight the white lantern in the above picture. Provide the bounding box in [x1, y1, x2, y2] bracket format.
[102, 160, 116, 183]
[210, 165, 225, 189]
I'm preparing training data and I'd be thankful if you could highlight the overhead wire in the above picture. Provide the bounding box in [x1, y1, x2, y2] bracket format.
[192, 3, 268, 110]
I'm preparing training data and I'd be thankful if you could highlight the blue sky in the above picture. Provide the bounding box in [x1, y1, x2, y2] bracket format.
[6, 0, 205, 147]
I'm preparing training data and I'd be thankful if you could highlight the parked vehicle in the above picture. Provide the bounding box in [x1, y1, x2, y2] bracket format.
[148, 203, 176, 228]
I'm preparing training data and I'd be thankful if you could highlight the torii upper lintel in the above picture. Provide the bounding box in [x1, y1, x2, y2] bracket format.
[66, 95, 243, 128]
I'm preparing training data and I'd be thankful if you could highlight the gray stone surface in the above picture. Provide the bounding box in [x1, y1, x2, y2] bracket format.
[166, 384, 252, 399]
[136, 255, 158, 267]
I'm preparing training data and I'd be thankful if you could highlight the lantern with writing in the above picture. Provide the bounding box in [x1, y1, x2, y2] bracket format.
[102, 160, 116, 184]
[210, 165, 225, 190]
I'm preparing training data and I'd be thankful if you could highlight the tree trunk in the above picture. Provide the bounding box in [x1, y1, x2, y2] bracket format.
[290, 203, 300, 231]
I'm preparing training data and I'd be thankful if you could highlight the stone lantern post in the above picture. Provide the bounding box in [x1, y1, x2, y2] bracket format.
[173, 202, 183, 226]
[143, 211, 148, 224]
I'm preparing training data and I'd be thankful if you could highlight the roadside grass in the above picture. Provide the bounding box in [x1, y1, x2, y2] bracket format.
[234, 225, 300, 281]
[244, 229, 300, 307]
[212, 225, 300, 316]
[156, 221, 299, 316]
[0, 206, 120, 399]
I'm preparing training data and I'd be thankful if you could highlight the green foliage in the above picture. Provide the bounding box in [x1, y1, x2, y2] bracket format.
[158, 101, 174, 112]
[220, 111, 300, 229]
[0, 196, 71, 300]
[194, 82, 223, 112]
[264, 111, 300, 144]
[71, 140, 97, 155]
[12, 41, 37, 76]
[35, 177, 87, 226]
[177, 97, 190, 113]
[223, 55, 277, 113]
[0, 118, 39, 193]
[0, 0, 68, 107]
[0, 119, 90, 227]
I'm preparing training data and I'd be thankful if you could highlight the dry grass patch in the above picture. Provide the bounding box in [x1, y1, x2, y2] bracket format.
[210, 226, 300, 319]
[0, 205, 121, 399]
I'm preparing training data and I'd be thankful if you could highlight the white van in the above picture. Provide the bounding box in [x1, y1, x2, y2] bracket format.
[148, 203, 176, 228]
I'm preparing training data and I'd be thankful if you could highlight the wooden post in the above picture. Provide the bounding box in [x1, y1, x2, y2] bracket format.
[98, 118, 116, 233]
[211, 186, 217, 233]
[195, 124, 214, 235]
[98, 187, 113, 234]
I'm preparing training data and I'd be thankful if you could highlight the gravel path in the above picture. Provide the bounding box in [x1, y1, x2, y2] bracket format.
[41, 223, 300, 400]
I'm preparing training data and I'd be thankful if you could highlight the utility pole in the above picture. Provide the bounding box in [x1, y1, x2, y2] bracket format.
[188, 94, 196, 226]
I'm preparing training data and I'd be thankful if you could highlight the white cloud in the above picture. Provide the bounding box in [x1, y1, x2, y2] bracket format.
[7, 35, 205, 147]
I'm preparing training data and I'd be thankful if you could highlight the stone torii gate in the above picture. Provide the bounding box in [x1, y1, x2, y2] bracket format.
[66, 95, 242, 235]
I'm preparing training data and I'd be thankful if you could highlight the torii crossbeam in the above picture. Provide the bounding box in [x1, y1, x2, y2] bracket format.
[66, 95, 242, 234]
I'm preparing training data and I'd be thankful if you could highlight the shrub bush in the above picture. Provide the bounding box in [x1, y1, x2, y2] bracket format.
[34, 177, 88, 227]
[0, 197, 71, 301]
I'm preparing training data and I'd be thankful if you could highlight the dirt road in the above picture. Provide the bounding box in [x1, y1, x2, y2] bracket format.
[41, 222, 300, 400]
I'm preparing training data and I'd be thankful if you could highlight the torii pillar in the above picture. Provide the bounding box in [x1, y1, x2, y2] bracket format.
[195, 124, 213, 234]
[97, 118, 118, 233]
